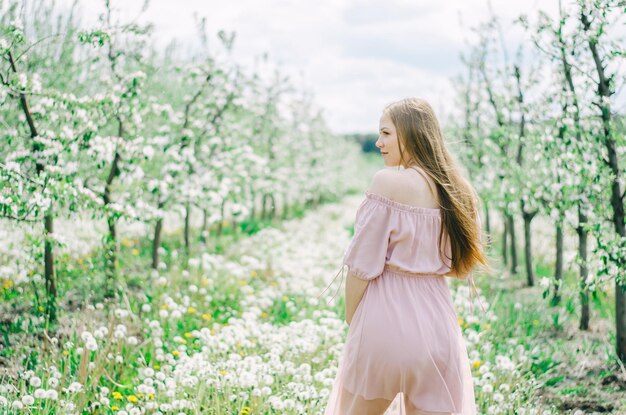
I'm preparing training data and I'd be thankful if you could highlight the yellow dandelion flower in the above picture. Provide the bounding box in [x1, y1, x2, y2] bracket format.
[202, 313, 212, 320]
[458, 318, 464, 326]
[239, 351, 244, 356]
[131, 249, 139, 256]
[210, 328, 216, 335]
[38, 306, 45, 312]
[282, 295, 288, 302]
[111, 406, 119, 411]
[112, 392, 122, 400]
[184, 332, 193, 338]
[179, 338, 187, 344]
[261, 312, 268, 318]
[122, 238, 133, 247]
[62, 350, 70, 355]
[250, 271, 257, 277]
[484, 323, 491, 329]
[219, 369, 227, 376]
[472, 360, 481, 369]
[241, 407, 250, 415]
[238, 280, 247, 286]
[127, 395, 138, 403]
[464, 323, 469, 328]
[154, 364, 160, 369]
[533, 320, 539, 325]
[160, 304, 168, 310]
[148, 393, 154, 399]
[187, 306, 196, 314]
[201, 278, 209, 286]
[172, 350, 180, 357]
[3, 279, 13, 289]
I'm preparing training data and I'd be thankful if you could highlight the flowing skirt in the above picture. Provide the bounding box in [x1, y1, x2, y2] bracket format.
[323, 265, 476, 415]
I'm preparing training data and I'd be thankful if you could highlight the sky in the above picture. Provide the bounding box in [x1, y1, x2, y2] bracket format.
[57, 0, 564, 134]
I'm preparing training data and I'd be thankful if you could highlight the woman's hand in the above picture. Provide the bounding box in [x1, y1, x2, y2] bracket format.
[345, 270, 369, 325]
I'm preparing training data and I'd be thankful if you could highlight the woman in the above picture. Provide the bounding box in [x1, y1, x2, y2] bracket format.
[321, 97, 489, 415]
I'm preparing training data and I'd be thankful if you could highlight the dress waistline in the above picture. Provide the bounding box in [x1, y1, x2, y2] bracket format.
[381, 264, 446, 279]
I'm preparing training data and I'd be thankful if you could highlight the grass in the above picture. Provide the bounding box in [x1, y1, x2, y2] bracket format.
[1, 181, 626, 413]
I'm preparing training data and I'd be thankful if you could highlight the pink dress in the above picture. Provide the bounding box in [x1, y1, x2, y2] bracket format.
[322, 192, 479, 415]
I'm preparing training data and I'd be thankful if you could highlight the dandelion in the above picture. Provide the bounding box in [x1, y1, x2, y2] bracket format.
[67, 382, 83, 393]
[21, 395, 34, 405]
[45, 390, 58, 400]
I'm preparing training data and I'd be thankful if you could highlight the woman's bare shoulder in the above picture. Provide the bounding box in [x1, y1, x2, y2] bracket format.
[366, 168, 438, 207]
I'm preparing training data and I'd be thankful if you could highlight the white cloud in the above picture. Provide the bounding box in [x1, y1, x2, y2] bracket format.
[58, 0, 626, 135]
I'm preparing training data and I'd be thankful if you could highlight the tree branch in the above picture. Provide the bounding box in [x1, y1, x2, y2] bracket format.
[0, 163, 45, 186]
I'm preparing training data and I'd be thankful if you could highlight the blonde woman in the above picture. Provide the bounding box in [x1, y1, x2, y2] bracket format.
[322, 98, 489, 415]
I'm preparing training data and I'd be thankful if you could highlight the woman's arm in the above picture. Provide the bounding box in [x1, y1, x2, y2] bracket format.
[345, 270, 369, 325]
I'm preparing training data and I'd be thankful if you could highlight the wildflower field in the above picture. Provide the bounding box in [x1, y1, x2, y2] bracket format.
[3, 0, 626, 414]
[2, 182, 625, 414]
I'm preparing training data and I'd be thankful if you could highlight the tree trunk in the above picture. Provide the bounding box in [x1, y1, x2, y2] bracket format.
[102, 146, 121, 299]
[44, 211, 56, 321]
[581, 7, 626, 362]
[217, 200, 226, 237]
[152, 217, 163, 270]
[577, 205, 590, 330]
[261, 193, 268, 221]
[250, 191, 256, 220]
[522, 208, 536, 287]
[502, 211, 509, 266]
[7, 50, 57, 320]
[104, 214, 117, 298]
[507, 213, 518, 275]
[551, 218, 564, 306]
[200, 208, 208, 244]
[282, 193, 289, 219]
[184, 202, 191, 256]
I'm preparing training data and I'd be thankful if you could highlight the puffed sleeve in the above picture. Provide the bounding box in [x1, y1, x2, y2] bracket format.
[342, 198, 393, 281]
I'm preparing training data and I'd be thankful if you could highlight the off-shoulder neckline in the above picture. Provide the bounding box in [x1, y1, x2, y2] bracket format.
[364, 192, 442, 216]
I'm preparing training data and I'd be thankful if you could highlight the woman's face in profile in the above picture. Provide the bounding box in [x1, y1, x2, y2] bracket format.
[376, 112, 404, 167]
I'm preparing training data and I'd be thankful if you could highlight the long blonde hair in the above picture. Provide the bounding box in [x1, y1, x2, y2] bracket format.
[384, 97, 489, 277]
